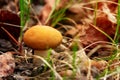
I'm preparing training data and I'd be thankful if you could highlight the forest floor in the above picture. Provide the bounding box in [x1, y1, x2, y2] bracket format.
[0, 0, 120, 80]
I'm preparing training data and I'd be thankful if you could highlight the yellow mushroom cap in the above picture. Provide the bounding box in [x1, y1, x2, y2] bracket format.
[23, 25, 63, 50]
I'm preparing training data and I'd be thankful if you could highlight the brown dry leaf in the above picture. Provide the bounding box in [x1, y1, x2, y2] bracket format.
[79, 1, 117, 46]
[0, 39, 13, 52]
[0, 52, 15, 77]
[91, 60, 107, 70]
[96, 13, 116, 36]
[97, 0, 117, 13]
[65, 24, 87, 37]
[80, 25, 111, 46]
[68, 3, 88, 16]
[65, 27, 78, 37]
[64, 1, 118, 47]
[97, 2, 117, 23]
[0, 9, 20, 42]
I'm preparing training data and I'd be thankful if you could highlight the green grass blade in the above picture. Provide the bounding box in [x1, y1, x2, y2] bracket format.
[93, 0, 98, 26]
[90, 24, 114, 43]
[20, 0, 30, 39]
[51, 8, 67, 26]
[45, 0, 60, 24]
[114, 0, 120, 43]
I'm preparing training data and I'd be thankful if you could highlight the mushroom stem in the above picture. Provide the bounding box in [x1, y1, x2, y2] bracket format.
[33, 50, 48, 66]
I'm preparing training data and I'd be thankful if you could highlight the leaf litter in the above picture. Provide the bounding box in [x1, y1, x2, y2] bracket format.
[0, 0, 120, 80]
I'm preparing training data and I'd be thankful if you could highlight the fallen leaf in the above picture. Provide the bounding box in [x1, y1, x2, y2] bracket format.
[65, 24, 87, 38]
[78, 1, 117, 46]
[0, 52, 15, 77]
[91, 60, 107, 70]
[0, 9, 20, 42]
[80, 26, 109, 46]
[96, 13, 116, 36]
[65, 27, 78, 37]
[0, 39, 13, 52]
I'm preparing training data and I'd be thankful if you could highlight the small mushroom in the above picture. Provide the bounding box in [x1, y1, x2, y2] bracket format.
[59, 70, 73, 77]
[23, 25, 63, 66]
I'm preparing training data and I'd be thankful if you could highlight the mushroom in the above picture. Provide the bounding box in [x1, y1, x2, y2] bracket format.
[23, 25, 63, 66]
